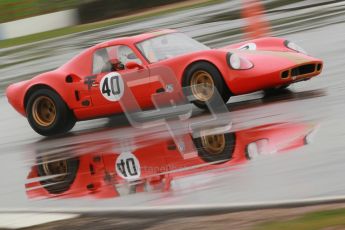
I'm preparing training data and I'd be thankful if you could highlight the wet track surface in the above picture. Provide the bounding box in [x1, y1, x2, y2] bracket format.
[1, 0, 345, 210]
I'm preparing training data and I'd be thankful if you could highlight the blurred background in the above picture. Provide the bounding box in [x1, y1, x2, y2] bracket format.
[3, 0, 338, 92]
[0, 0, 187, 24]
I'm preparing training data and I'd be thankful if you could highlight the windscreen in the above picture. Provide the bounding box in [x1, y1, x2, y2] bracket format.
[136, 33, 210, 63]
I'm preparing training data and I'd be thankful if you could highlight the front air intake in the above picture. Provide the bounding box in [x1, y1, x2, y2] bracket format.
[281, 70, 289, 79]
[291, 64, 316, 76]
[317, 64, 322, 71]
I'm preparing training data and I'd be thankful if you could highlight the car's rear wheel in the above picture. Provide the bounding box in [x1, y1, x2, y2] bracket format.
[193, 132, 236, 163]
[26, 89, 76, 136]
[37, 156, 79, 194]
[183, 62, 231, 109]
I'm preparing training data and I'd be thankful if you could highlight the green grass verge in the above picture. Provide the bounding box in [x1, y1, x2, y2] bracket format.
[255, 208, 345, 230]
[0, 0, 223, 49]
[0, 0, 79, 23]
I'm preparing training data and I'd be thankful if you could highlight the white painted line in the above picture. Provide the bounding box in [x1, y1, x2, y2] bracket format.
[0, 213, 79, 229]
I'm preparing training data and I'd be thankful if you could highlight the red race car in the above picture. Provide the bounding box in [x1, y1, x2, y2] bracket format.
[6, 29, 323, 136]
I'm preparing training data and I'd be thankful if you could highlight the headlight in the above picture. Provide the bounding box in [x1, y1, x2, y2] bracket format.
[246, 142, 260, 159]
[285, 40, 307, 54]
[229, 53, 241, 69]
[246, 139, 270, 159]
[227, 53, 253, 70]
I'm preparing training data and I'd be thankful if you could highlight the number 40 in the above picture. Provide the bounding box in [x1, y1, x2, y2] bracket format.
[116, 158, 138, 177]
[102, 76, 121, 96]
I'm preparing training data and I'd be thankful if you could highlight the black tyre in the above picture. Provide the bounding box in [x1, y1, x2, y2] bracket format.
[37, 156, 79, 194]
[193, 132, 236, 163]
[183, 62, 231, 109]
[26, 89, 76, 136]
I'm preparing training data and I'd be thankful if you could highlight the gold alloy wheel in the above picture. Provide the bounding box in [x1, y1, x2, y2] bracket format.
[42, 159, 68, 182]
[201, 134, 226, 155]
[32, 96, 56, 126]
[190, 70, 215, 102]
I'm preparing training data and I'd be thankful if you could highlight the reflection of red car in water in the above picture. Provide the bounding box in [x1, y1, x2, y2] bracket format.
[26, 122, 317, 199]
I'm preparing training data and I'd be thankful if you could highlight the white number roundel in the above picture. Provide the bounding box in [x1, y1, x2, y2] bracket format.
[99, 72, 124, 101]
[115, 152, 141, 180]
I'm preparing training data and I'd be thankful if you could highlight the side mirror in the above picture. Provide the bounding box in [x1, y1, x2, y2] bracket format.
[125, 62, 144, 70]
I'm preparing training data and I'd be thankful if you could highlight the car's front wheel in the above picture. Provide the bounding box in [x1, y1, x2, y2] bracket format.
[26, 89, 76, 136]
[183, 62, 231, 109]
[193, 132, 236, 163]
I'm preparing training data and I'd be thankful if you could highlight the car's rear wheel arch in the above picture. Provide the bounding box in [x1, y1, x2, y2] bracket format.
[24, 84, 69, 110]
[25, 85, 76, 136]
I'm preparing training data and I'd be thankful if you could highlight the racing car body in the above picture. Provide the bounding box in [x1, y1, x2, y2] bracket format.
[6, 29, 323, 136]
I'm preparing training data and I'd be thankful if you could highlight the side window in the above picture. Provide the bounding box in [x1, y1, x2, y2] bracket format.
[92, 45, 142, 75]
[117, 45, 142, 66]
[93, 48, 110, 75]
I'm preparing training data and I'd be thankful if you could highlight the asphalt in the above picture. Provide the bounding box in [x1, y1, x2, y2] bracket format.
[1, 0, 345, 211]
